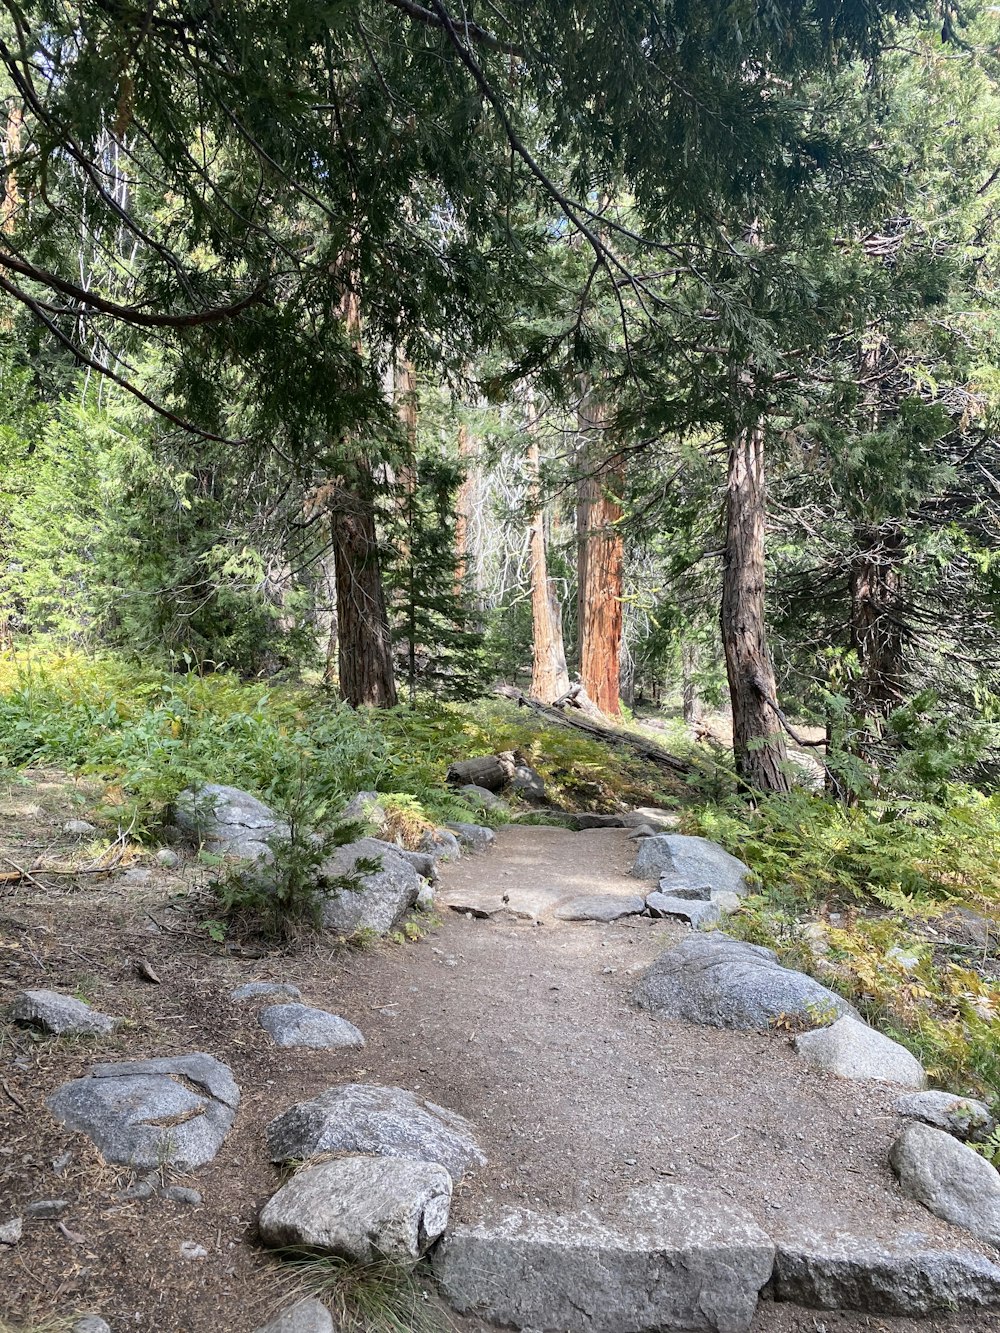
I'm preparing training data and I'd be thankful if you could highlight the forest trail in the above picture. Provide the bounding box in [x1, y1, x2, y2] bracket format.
[336, 825, 1000, 1333]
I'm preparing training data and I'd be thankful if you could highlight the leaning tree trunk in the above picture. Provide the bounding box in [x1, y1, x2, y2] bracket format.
[524, 386, 570, 703]
[720, 422, 790, 793]
[576, 385, 624, 717]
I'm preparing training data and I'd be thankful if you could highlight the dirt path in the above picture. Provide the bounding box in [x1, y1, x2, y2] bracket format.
[2, 801, 998, 1332]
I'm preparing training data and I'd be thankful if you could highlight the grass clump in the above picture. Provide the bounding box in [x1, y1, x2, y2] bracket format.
[273, 1252, 455, 1333]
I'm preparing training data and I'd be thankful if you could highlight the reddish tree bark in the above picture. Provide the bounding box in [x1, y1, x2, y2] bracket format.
[720, 423, 790, 792]
[576, 388, 624, 717]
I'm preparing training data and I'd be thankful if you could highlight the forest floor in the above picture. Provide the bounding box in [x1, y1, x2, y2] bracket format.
[0, 774, 998, 1333]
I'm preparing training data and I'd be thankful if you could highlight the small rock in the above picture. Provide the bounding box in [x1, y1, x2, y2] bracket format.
[711, 890, 743, 916]
[10, 989, 120, 1037]
[230, 981, 302, 1001]
[258, 1156, 452, 1265]
[632, 934, 858, 1032]
[896, 1090, 996, 1143]
[63, 819, 97, 835]
[25, 1199, 70, 1219]
[174, 783, 288, 862]
[179, 1240, 208, 1260]
[510, 764, 545, 800]
[72, 1318, 112, 1333]
[416, 884, 436, 912]
[47, 1053, 240, 1170]
[420, 828, 463, 861]
[119, 1171, 159, 1201]
[51, 1151, 73, 1175]
[252, 1299, 334, 1333]
[160, 1186, 202, 1205]
[795, 1016, 925, 1088]
[121, 867, 152, 885]
[258, 1004, 365, 1050]
[339, 790, 387, 830]
[267, 1083, 484, 1182]
[0, 1217, 23, 1244]
[887, 944, 922, 971]
[458, 784, 507, 811]
[395, 847, 439, 881]
[890, 1122, 1000, 1248]
[570, 813, 628, 829]
[653, 883, 712, 901]
[155, 849, 180, 868]
[626, 824, 658, 839]
[645, 893, 720, 930]
[555, 894, 646, 923]
[444, 821, 496, 852]
[626, 808, 680, 832]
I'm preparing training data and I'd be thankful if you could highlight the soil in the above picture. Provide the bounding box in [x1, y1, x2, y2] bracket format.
[0, 776, 998, 1333]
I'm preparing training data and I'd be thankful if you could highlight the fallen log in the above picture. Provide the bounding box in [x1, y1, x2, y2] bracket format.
[496, 686, 692, 775]
[446, 755, 509, 791]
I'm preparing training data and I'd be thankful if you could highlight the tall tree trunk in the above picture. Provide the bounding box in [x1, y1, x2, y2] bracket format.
[720, 422, 790, 792]
[525, 387, 570, 703]
[326, 274, 397, 707]
[681, 639, 701, 724]
[849, 522, 905, 758]
[454, 419, 475, 594]
[576, 385, 624, 716]
[331, 476, 398, 707]
[394, 358, 419, 702]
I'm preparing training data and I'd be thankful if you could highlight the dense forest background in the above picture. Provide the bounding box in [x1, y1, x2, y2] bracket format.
[0, 0, 998, 805]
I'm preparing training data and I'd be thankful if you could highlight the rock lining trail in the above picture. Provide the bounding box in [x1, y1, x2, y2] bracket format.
[331, 823, 1000, 1329]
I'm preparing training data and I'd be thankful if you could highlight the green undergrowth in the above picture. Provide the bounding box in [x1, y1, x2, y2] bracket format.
[0, 646, 676, 837]
[683, 789, 1000, 1103]
[272, 1252, 454, 1333]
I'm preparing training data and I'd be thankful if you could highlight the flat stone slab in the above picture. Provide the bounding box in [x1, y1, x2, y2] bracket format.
[795, 1016, 925, 1088]
[10, 989, 119, 1036]
[645, 894, 721, 929]
[258, 1004, 364, 1050]
[46, 1053, 239, 1170]
[258, 1155, 451, 1265]
[231, 981, 301, 1001]
[631, 934, 858, 1031]
[253, 1300, 334, 1333]
[632, 834, 751, 897]
[433, 1183, 774, 1333]
[554, 893, 646, 923]
[316, 837, 421, 935]
[445, 821, 496, 851]
[267, 1082, 484, 1182]
[896, 1090, 996, 1143]
[771, 1229, 1000, 1314]
[890, 1122, 1000, 1248]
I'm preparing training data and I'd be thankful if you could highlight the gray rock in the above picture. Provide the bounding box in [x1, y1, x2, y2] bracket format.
[316, 837, 421, 936]
[555, 894, 647, 923]
[267, 1082, 484, 1183]
[0, 1217, 23, 1244]
[253, 1299, 334, 1333]
[63, 819, 97, 835]
[445, 821, 496, 852]
[258, 1156, 451, 1264]
[511, 763, 545, 800]
[120, 1170, 158, 1201]
[416, 884, 436, 912]
[121, 867, 152, 885]
[155, 848, 180, 868]
[160, 1185, 202, 1205]
[632, 834, 751, 897]
[179, 1240, 208, 1260]
[650, 884, 712, 901]
[626, 824, 658, 839]
[771, 1229, 1000, 1314]
[24, 1199, 69, 1218]
[459, 784, 507, 811]
[258, 1004, 365, 1050]
[632, 934, 858, 1032]
[46, 1053, 239, 1170]
[230, 981, 302, 1001]
[433, 1183, 774, 1333]
[340, 790, 387, 829]
[712, 890, 744, 917]
[795, 1016, 925, 1088]
[645, 893, 721, 930]
[72, 1319, 112, 1333]
[890, 1121, 1000, 1247]
[421, 827, 463, 861]
[173, 783, 289, 861]
[570, 813, 628, 829]
[396, 847, 439, 881]
[626, 808, 680, 832]
[896, 1090, 996, 1143]
[10, 989, 120, 1036]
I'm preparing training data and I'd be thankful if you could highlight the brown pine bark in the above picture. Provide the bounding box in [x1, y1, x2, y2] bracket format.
[849, 523, 905, 754]
[525, 387, 570, 703]
[576, 388, 624, 717]
[720, 422, 791, 793]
